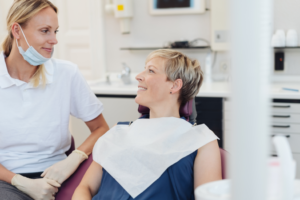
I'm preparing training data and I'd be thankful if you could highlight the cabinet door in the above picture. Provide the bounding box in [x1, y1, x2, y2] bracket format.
[97, 97, 140, 128]
[69, 97, 140, 148]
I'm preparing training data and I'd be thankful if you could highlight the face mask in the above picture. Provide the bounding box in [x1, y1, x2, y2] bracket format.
[16, 24, 53, 66]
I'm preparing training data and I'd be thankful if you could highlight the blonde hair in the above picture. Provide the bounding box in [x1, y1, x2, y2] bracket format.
[146, 49, 204, 105]
[2, 0, 58, 87]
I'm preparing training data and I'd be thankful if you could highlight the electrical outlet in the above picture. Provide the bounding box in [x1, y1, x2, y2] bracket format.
[215, 30, 228, 43]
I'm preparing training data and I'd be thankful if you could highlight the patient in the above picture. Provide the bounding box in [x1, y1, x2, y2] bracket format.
[72, 49, 222, 200]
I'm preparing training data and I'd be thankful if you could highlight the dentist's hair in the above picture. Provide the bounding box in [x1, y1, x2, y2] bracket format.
[2, 0, 58, 87]
[146, 49, 204, 105]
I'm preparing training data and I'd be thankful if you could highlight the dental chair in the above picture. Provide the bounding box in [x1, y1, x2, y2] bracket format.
[138, 99, 228, 179]
[55, 136, 93, 200]
[56, 99, 228, 200]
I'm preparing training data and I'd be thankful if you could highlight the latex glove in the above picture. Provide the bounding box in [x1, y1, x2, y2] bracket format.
[11, 174, 60, 200]
[41, 150, 87, 184]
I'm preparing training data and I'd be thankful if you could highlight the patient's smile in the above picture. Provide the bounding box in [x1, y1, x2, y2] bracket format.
[138, 86, 147, 91]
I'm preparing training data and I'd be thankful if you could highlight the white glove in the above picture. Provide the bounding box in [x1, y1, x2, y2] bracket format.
[11, 174, 60, 200]
[41, 150, 88, 184]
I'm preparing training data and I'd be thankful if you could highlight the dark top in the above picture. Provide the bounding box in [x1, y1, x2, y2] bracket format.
[92, 115, 197, 200]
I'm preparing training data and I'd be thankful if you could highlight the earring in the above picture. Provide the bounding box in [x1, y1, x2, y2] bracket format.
[170, 91, 172, 94]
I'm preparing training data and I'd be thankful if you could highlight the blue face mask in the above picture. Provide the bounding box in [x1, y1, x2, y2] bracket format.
[16, 24, 53, 66]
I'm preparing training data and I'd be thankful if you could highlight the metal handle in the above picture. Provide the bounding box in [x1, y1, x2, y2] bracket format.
[271, 134, 290, 138]
[272, 125, 290, 128]
[272, 105, 291, 108]
[272, 115, 291, 118]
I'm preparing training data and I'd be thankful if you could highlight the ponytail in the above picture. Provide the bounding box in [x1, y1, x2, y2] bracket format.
[2, 33, 14, 57]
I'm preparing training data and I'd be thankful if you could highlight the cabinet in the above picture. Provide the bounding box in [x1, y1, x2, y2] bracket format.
[69, 95, 140, 148]
[195, 97, 223, 148]
[223, 98, 300, 178]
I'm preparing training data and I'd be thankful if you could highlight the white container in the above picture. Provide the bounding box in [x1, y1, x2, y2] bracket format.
[286, 29, 298, 47]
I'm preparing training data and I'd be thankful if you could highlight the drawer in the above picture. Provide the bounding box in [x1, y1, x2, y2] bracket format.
[272, 113, 300, 124]
[224, 111, 300, 124]
[271, 102, 300, 114]
[270, 133, 300, 154]
[272, 123, 300, 134]
[224, 101, 300, 114]
[223, 120, 300, 133]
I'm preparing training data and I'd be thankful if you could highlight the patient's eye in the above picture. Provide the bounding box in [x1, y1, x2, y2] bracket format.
[149, 69, 154, 73]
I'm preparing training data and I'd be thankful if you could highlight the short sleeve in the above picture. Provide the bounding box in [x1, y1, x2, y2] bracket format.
[70, 67, 103, 121]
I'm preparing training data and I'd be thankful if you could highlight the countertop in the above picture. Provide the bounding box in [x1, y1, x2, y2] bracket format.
[89, 80, 300, 100]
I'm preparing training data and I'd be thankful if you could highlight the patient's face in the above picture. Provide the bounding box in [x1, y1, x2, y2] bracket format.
[135, 57, 173, 107]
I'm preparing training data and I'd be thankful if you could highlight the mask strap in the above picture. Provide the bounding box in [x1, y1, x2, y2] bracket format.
[17, 24, 30, 48]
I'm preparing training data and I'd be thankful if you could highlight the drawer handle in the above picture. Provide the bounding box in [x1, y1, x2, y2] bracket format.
[272, 125, 290, 128]
[272, 105, 291, 108]
[271, 134, 290, 138]
[272, 115, 291, 118]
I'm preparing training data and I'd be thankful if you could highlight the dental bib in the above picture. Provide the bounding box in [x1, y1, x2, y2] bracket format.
[93, 117, 219, 198]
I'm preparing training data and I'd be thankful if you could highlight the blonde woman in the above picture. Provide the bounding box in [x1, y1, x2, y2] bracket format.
[0, 0, 109, 200]
[73, 50, 222, 200]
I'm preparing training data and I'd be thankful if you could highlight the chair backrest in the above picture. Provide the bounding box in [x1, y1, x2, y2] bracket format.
[138, 99, 228, 179]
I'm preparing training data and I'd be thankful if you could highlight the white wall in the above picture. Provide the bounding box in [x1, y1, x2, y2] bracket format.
[103, 0, 300, 78]
[273, 0, 300, 76]
[103, 0, 229, 78]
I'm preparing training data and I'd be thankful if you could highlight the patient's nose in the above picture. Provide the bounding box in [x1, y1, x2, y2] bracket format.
[135, 72, 144, 82]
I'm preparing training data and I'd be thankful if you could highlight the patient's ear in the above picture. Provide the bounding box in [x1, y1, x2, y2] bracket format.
[170, 79, 183, 94]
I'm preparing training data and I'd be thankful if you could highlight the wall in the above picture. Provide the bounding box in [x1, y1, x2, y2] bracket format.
[103, 0, 300, 79]
[103, 0, 229, 79]
[274, 0, 300, 76]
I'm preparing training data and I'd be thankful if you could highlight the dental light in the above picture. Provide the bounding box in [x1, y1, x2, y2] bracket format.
[105, 0, 133, 34]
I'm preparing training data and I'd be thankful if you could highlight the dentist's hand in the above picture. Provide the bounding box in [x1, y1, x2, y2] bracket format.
[11, 174, 60, 200]
[41, 150, 88, 184]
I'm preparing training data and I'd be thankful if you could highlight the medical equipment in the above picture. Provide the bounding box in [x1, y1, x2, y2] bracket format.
[282, 88, 299, 92]
[194, 135, 300, 200]
[105, 0, 133, 34]
[149, 0, 206, 15]
[118, 63, 131, 84]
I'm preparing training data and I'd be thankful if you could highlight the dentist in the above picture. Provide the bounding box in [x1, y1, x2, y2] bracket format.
[0, 0, 109, 200]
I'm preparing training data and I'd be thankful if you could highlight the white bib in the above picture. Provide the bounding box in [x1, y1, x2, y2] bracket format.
[93, 117, 218, 198]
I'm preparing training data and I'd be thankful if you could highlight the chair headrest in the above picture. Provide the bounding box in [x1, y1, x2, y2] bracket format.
[138, 99, 193, 121]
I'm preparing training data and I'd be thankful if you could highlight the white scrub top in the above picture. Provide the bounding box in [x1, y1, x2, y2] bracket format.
[0, 52, 103, 173]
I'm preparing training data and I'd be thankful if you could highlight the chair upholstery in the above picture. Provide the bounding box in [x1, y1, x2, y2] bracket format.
[138, 99, 228, 179]
[55, 136, 93, 200]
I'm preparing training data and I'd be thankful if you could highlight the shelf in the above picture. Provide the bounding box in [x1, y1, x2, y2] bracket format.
[120, 46, 210, 50]
[274, 46, 300, 49]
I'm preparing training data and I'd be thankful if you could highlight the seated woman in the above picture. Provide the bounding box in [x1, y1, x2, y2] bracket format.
[72, 49, 222, 200]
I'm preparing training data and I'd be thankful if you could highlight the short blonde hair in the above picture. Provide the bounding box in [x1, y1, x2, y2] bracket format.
[2, 0, 58, 87]
[146, 49, 203, 105]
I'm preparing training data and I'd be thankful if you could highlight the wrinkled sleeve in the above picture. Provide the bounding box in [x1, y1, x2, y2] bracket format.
[70, 67, 103, 122]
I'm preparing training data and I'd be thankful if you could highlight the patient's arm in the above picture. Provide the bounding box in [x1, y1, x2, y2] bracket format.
[72, 161, 103, 200]
[194, 140, 222, 189]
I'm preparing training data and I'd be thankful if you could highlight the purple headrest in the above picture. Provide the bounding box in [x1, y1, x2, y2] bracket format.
[138, 99, 193, 121]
